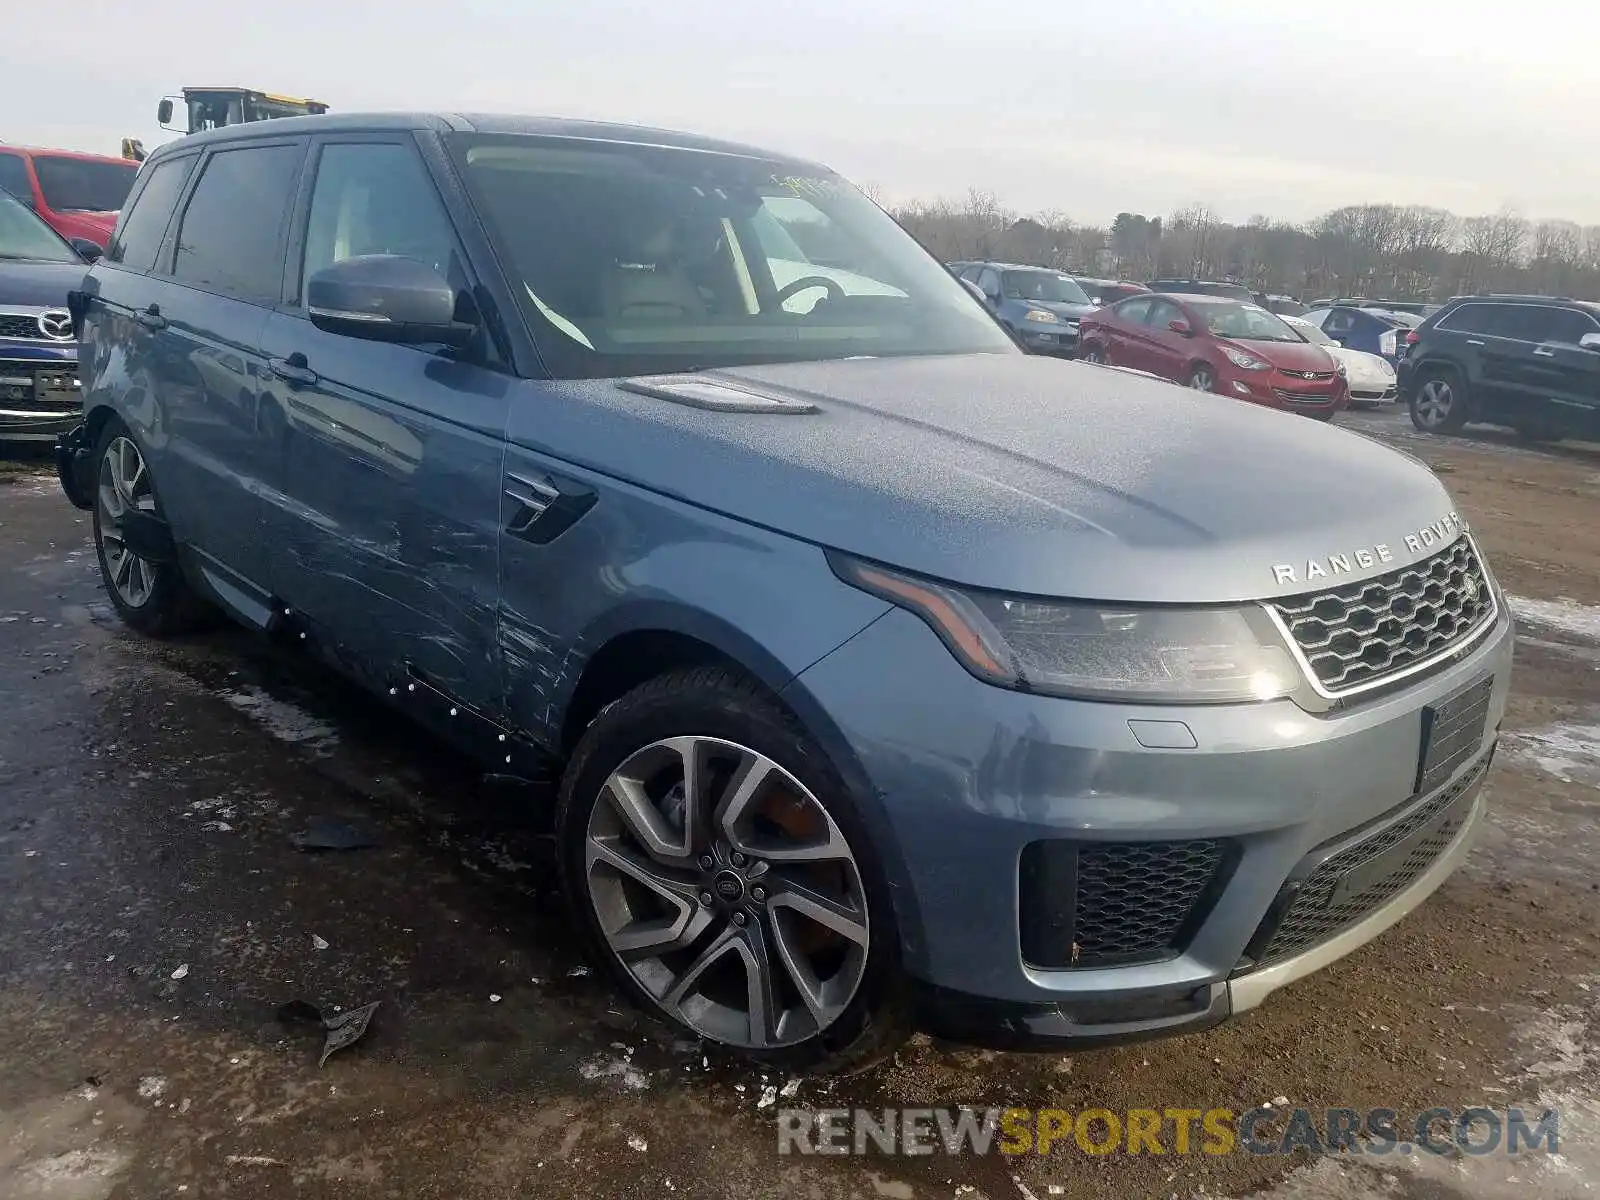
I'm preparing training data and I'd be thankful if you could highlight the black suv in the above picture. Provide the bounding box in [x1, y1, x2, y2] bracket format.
[1144, 279, 1256, 303]
[1400, 295, 1600, 441]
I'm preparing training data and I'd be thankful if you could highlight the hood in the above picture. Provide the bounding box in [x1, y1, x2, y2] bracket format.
[524, 354, 1462, 604]
[1227, 337, 1337, 372]
[1024, 299, 1095, 321]
[1325, 344, 1394, 381]
[0, 259, 88, 309]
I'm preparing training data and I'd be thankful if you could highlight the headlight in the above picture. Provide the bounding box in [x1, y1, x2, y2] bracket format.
[1380, 359, 1396, 377]
[1023, 309, 1060, 323]
[830, 555, 1299, 703]
[1223, 347, 1270, 371]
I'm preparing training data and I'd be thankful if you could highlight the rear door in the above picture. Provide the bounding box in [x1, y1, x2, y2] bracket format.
[143, 140, 306, 608]
[259, 134, 511, 715]
[1102, 295, 1152, 368]
[1137, 298, 1189, 381]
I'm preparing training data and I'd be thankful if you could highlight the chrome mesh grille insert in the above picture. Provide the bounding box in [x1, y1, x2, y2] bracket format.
[1270, 537, 1494, 693]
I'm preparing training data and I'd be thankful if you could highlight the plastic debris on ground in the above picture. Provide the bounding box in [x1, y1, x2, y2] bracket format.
[277, 999, 381, 1067]
[290, 816, 383, 852]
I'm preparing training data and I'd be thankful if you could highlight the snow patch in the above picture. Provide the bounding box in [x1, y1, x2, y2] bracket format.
[578, 1053, 650, 1091]
[1503, 720, 1600, 788]
[217, 687, 338, 751]
[1510, 595, 1600, 646]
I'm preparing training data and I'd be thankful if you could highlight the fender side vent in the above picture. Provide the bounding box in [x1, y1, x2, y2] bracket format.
[619, 375, 819, 414]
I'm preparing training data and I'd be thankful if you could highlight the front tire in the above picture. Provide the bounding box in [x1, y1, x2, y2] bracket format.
[1080, 344, 1107, 365]
[1408, 367, 1468, 434]
[90, 417, 208, 635]
[556, 666, 908, 1072]
[1188, 364, 1216, 392]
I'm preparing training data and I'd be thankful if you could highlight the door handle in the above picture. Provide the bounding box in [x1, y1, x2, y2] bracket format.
[1465, 339, 1485, 346]
[136, 304, 167, 331]
[1532, 346, 1556, 357]
[269, 353, 319, 386]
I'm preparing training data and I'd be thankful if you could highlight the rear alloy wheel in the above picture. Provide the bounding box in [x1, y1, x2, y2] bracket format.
[558, 668, 906, 1071]
[1409, 370, 1467, 434]
[1188, 364, 1215, 392]
[90, 417, 208, 635]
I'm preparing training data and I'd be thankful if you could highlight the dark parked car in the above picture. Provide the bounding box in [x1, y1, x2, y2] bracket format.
[59, 112, 1511, 1070]
[948, 260, 1094, 355]
[1308, 297, 1434, 317]
[1074, 276, 1149, 306]
[0, 189, 95, 443]
[1302, 305, 1420, 367]
[1077, 292, 1349, 419]
[1252, 293, 1307, 318]
[1145, 278, 1256, 303]
[1398, 294, 1600, 441]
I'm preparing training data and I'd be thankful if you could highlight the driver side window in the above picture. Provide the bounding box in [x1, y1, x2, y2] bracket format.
[301, 142, 461, 305]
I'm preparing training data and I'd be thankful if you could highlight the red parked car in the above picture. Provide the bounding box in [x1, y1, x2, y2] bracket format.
[0, 146, 139, 252]
[1078, 292, 1348, 419]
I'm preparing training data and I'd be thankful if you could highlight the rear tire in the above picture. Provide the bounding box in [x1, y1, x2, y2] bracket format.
[1408, 366, 1468, 434]
[556, 666, 910, 1073]
[90, 416, 209, 636]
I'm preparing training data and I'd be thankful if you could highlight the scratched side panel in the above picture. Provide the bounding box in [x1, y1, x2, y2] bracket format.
[259, 313, 511, 716]
[497, 418, 892, 751]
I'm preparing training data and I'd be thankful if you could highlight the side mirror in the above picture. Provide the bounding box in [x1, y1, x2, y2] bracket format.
[157, 98, 175, 126]
[1580, 332, 1600, 352]
[70, 238, 103, 263]
[1168, 318, 1192, 336]
[306, 254, 474, 347]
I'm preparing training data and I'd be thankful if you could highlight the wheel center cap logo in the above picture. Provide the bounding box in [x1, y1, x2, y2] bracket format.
[713, 871, 744, 902]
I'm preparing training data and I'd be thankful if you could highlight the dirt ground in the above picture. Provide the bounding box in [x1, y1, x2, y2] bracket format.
[0, 408, 1597, 1200]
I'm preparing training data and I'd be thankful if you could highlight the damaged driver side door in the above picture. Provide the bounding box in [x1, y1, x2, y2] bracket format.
[259, 136, 510, 717]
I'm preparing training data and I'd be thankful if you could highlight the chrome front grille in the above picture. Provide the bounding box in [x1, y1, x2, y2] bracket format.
[1270, 536, 1495, 694]
[0, 314, 45, 341]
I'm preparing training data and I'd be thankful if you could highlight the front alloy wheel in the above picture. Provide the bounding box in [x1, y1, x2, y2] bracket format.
[583, 735, 870, 1050]
[1189, 364, 1215, 392]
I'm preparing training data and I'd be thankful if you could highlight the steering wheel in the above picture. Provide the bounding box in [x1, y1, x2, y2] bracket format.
[775, 275, 845, 308]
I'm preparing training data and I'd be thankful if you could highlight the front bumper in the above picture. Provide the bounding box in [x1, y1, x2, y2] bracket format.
[787, 599, 1514, 1049]
[1224, 370, 1348, 416]
[1018, 322, 1080, 357]
[0, 344, 80, 443]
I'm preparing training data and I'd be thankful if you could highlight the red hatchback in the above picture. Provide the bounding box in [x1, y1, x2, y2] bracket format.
[1078, 292, 1349, 418]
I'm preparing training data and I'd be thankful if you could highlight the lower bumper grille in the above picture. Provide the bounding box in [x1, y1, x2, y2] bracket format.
[0, 358, 81, 417]
[1245, 750, 1491, 969]
[1020, 838, 1233, 969]
[1273, 388, 1338, 405]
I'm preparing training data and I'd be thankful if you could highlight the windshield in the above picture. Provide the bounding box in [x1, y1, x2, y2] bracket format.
[1001, 270, 1089, 304]
[1369, 309, 1421, 328]
[0, 191, 78, 262]
[33, 156, 137, 213]
[452, 135, 1014, 378]
[1284, 318, 1333, 346]
[1197, 302, 1303, 342]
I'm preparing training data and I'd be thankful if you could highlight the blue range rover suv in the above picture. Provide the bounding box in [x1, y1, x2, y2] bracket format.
[58, 113, 1513, 1070]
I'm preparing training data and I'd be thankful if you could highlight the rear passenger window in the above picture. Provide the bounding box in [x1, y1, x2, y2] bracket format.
[107, 156, 195, 271]
[300, 142, 459, 302]
[1113, 296, 1152, 324]
[1439, 302, 1535, 339]
[172, 145, 303, 302]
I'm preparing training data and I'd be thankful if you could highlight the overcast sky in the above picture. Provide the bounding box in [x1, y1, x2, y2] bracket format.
[7, 0, 1599, 227]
